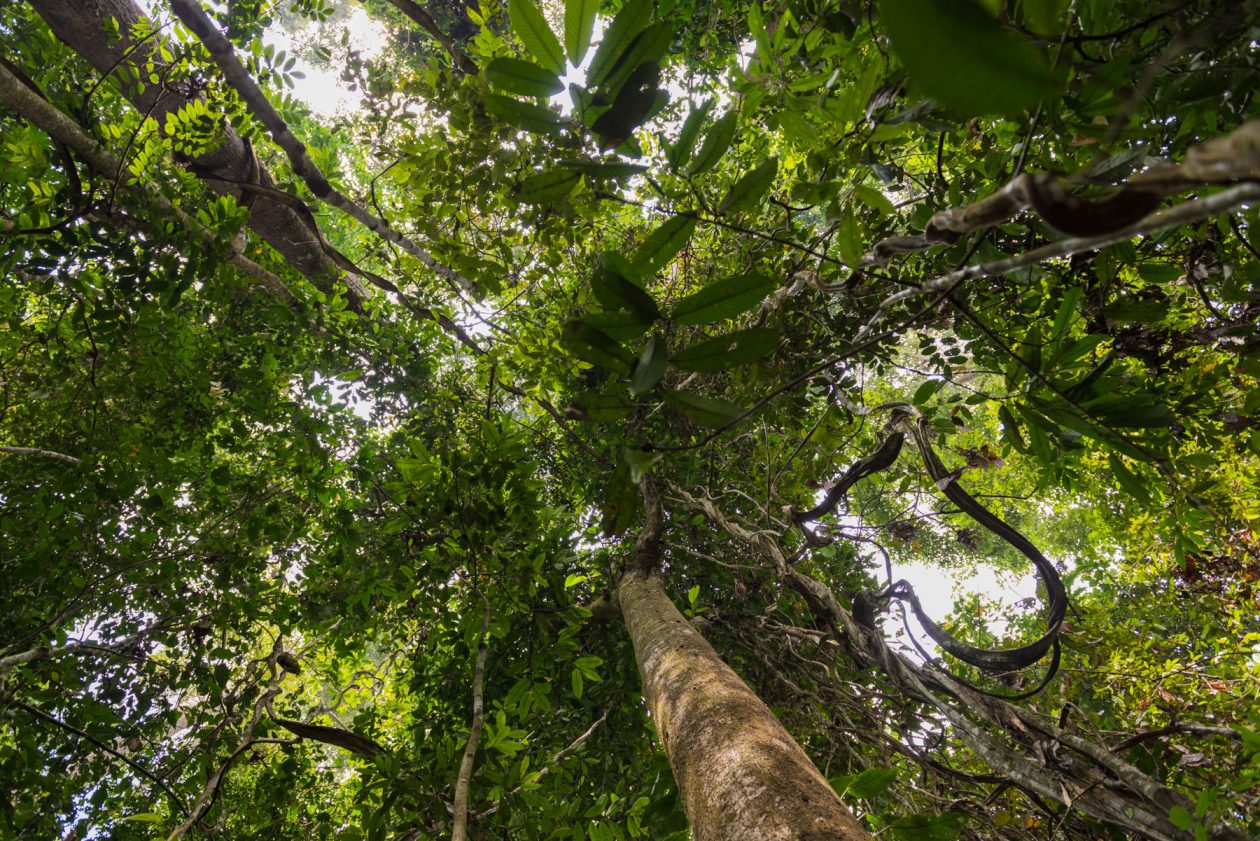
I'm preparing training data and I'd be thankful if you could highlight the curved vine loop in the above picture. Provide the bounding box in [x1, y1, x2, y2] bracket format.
[794, 411, 1068, 690]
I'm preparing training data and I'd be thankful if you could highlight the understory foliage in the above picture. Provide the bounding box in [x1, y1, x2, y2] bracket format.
[1, 0, 1258, 839]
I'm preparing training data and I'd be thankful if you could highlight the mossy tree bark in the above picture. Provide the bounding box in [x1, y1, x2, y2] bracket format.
[616, 570, 872, 841]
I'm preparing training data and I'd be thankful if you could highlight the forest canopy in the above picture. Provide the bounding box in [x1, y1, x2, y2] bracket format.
[1, 0, 1259, 839]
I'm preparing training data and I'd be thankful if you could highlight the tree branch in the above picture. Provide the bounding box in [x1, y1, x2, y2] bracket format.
[169, 0, 473, 295]
[0, 445, 82, 465]
[378, 0, 479, 75]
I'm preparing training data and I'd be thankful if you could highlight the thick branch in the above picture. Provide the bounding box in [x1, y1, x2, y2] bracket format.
[0, 60, 296, 303]
[856, 182, 1260, 340]
[379, 0, 479, 74]
[27, 0, 359, 303]
[169, 0, 473, 294]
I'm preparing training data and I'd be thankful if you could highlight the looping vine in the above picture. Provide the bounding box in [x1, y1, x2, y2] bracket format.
[794, 410, 1068, 695]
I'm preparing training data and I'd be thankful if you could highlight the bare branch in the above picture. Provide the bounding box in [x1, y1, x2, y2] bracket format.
[0, 445, 82, 465]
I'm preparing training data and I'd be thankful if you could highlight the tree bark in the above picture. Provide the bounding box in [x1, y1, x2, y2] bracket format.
[616, 570, 872, 841]
[28, 0, 362, 304]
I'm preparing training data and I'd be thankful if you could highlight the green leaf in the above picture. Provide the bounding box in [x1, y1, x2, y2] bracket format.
[601, 458, 640, 536]
[569, 390, 635, 422]
[671, 328, 778, 371]
[592, 260, 660, 321]
[888, 811, 965, 841]
[583, 311, 652, 342]
[484, 57, 564, 97]
[631, 335, 668, 395]
[564, 573, 587, 587]
[587, 0, 653, 88]
[571, 668, 584, 698]
[687, 111, 737, 175]
[518, 168, 581, 203]
[118, 814, 164, 824]
[671, 273, 778, 324]
[880, 0, 1058, 115]
[483, 93, 565, 134]
[912, 378, 944, 406]
[721, 157, 778, 213]
[562, 320, 635, 372]
[661, 388, 746, 427]
[853, 184, 895, 216]
[1108, 453, 1151, 504]
[509, 0, 565, 74]
[1080, 394, 1176, 428]
[1169, 806, 1193, 832]
[559, 159, 649, 178]
[599, 22, 675, 96]
[564, 0, 598, 64]
[847, 767, 898, 799]
[1102, 298, 1169, 324]
[835, 209, 862, 267]
[624, 446, 661, 482]
[1049, 286, 1084, 341]
[592, 62, 664, 147]
[668, 99, 714, 171]
[634, 215, 698, 273]
[687, 584, 700, 605]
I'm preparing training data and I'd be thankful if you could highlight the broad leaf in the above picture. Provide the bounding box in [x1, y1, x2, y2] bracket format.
[562, 320, 635, 372]
[634, 215, 697, 273]
[670, 328, 778, 371]
[671, 273, 778, 324]
[687, 111, 737, 175]
[484, 57, 564, 97]
[518, 168, 581, 203]
[661, 388, 746, 427]
[587, 0, 653, 88]
[564, 0, 599, 64]
[484, 94, 565, 134]
[560, 159, 649, 178]
[569, 390, 635, 422]
[668, 99, 714, 171]
[509, 0, 566, 74]
[721, 157, 778, 213]
[592, 262, 660, 321]
[880, 0, 1058, 114]
[630, 335, 667, 395]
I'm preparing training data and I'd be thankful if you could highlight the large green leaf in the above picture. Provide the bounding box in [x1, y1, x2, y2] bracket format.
[587, 0, 653, 87]
[592, 261, 660, 321]
[880, 0, 1058, 114]
[687, 111, 737, 175]
[661, 388, 746, 427]
[671, 273, 778, 324]
[601, 458, 639, 536]
[483, 94, 565, 134]
[564, 0, 599, 64]
[598, 22, 675, 96]
[630, 335, 668, 395]
[562, 320, 635, 372]
[583, 311, 652, 341]
[569, 390, 635, 422]
[484, 57, 565, 97]
[721, 157, 778, 213]
[670, 328, 778, 371]
[518, 168, 581, 203]
[560, 159, 649, 178]
[668, 99, 714, 171]
[509, 0, 566, 74]
[633, 215, 697, 273]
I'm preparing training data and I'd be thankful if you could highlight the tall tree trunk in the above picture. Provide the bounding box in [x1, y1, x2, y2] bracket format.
[616, 570, 872, 841]
[27, 0, 362, 304]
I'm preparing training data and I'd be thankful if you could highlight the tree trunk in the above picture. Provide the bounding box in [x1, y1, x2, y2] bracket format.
[616, 570, 872, 841]
[28, 0, 362, 304]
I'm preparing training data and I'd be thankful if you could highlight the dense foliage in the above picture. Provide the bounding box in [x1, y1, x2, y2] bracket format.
[1, 0, 1258, 839]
